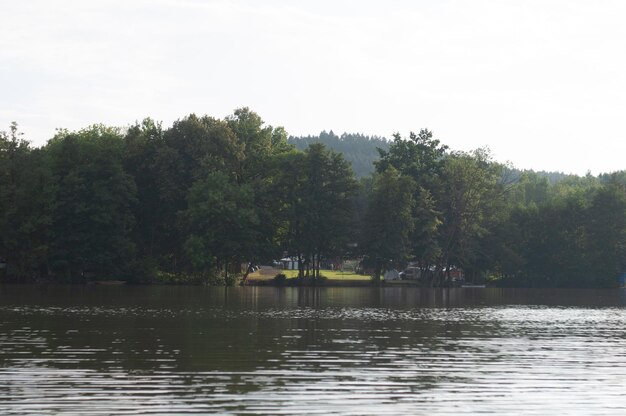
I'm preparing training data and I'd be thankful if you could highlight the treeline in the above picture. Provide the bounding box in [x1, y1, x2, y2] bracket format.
[1, 109, 626, 287]
[0, 110, 357, 284]
[365, 131, 626, 287]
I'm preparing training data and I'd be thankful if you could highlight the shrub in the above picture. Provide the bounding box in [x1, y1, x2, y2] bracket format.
[273, 273, 287, 286]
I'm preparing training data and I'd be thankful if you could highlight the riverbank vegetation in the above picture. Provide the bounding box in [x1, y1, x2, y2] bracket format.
[2, 109, 625, 287]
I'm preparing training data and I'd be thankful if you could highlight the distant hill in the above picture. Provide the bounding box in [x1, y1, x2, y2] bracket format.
[288, 131, 389, 178]
[289, 133, 580, 182]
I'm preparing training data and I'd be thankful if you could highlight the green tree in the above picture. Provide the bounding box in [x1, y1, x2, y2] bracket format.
[376, 129, 448, 188]
[584, 184, 626, 286]
[169, 109, 292, 280]
[361, 168, 416, 281]
[271, 144, 358, 280]
[434, 149, 503, 284]
[269, 151, 309, 276]
[411, 186, 442, 270]
[122, 119, 167, 279]
[226, 108, 293, 272]
[47, 125, 136, 281]
[301, 144, 358, 279]
[182, 171, 259, 282]
[227, 107, 292, 182]
[374, 129, 449, 283]
[0, 123, 52, 281]
[155, 114, 245, 272]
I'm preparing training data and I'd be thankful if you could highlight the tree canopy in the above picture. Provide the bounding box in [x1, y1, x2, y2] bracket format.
[2, 112, 626, 288]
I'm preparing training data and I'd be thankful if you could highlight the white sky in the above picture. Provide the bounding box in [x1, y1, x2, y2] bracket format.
[1, 0, 626, 174]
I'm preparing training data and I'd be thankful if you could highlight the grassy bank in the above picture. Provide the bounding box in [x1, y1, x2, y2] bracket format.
[245, 268, 371, 284]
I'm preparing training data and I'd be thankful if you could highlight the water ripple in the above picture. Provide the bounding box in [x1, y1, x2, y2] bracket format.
[1, 287, 626, 414]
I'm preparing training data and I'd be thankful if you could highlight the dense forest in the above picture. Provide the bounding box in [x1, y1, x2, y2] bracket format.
[1, 108, 626, 288]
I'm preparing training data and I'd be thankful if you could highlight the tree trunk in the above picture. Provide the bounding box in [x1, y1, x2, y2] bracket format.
[374, 261, 382, 282]
[241, 263, 253, 284]
[316, 249, 322, 279]
[298, 254, 304, 279]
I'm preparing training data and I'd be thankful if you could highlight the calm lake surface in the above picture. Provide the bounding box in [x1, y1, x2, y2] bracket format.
[2, 286, 626, 415]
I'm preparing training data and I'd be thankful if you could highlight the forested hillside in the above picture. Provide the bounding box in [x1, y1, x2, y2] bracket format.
[288, 131, 389, 178]
[288, 132, 573, 184]
[2, 109, 626, 288]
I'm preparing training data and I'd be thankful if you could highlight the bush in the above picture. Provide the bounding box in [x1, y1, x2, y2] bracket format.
[316, 274, 328, 285]
[273, 273, 287, 286]
[125, 258, 158, 284]
[284, 274, 327, 286]
[224, 273, 238, 287]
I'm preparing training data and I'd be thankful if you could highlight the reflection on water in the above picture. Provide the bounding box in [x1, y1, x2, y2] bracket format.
[1, 286, 626, 414]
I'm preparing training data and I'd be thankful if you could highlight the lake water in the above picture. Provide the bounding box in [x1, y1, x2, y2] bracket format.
[1, 285, 626, 415]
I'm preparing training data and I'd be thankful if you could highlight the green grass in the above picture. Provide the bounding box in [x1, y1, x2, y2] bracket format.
[248, 269, 370, 281]
[327, 271, 371, 280]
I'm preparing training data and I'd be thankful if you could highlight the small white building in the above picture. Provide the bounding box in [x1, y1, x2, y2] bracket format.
[280, 258, 299, 270]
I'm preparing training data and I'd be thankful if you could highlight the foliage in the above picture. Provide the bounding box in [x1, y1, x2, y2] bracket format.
[272, 144, 359, 280]
[375, 129, 448, 188]
[46, 125, 136, 282]
[182, 171, 258, 275]
[433, 149, 504, 284]
[2, 111, 626, 288]
[360, 168, 416, 281]
[0, 124, 52, 281]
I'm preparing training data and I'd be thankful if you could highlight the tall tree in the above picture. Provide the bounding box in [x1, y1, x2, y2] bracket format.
[361, 168, 416, 281]
[583, 184, 626, 286]
[175, 109, 292, 278]
[304, 144, 359, 278]
[273, 144, 358, 279]
[375, 129, 448, 283]
[122, 119, 167, 278]
[0, 124, 52, 281]
[411, 186, 442, 270]
[47, 125, 136, 281]
[434, 149, 503, 284]
[182, 171, 259, 281]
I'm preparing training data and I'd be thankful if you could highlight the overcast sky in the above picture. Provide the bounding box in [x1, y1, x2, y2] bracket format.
[2, 0, 625, 174]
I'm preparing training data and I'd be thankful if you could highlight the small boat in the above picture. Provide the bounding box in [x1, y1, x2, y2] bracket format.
[461, 284, 486, 288]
